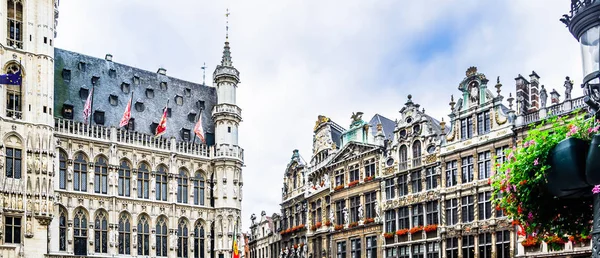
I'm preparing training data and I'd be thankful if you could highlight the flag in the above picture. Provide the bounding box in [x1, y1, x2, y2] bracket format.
[82, 87, 94, 124]
[232, 221, 240, 258]
[155, 101, 168, 137]
[119, 92, 133, 127]
[0, 70, 21, 85]
[193, 114, 205, 143]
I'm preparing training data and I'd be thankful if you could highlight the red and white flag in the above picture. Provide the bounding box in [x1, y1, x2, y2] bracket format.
[155, 101, 168, 137]
[82, 88, 94, 124]
[119, 93, 133, 127]
[193, 114, 205, 143]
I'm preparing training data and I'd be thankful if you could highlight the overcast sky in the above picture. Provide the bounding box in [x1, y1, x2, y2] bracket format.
[56, 1, 583, 231]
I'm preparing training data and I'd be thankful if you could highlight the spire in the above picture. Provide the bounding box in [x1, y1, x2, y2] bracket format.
[221, 8, 233, 67]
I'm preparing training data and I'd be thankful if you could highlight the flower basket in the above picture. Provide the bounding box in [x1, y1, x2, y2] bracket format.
[409, 226, 423, 234]
[348, 180, 359, 187]
[544, 235, 567, 252]
[349, 222, 358, 228]
[316, 222, 322, 228]
[521, 236, 541, 248]
[334, 185, 344, 191]
[324, 220, 332, 227]
[383, 232, 395, 239]
[334, 225, 343, 231]
[586, 133, 600, 184]
[363, 218, 374, 224]
[396, 229, 409, 236]
[310, 225, 317, 231]
[364, 176, 373, 182]
[424, 224, 437, 233]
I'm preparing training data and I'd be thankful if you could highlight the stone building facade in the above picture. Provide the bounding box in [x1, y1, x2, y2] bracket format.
[249, 212, 278, 258]
[0, 1, 245, 257]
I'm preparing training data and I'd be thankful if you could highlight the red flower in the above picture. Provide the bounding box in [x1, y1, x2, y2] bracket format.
[520, 180, 527, 186]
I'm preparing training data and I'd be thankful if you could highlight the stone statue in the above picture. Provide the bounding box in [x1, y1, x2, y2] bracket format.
[109, 228, 116, 246]
[329, 210, 334, 224]
[25, 218, 32, 236]
[151, 232, 156, 249]
[239, 185, 243, 200]
[68, 166, 73, 181]
[469, 83, 479, 103]
[518, 95, 526, 115]
[170, 233, 177, 250]
[358, 205, 364, 220]
[222, 183, 227, 197]
[375, 201, 381, 219]
[342, 206, 349, 225]
[110, 144, 117, 159]
[189, 235, 194, 252]
[150, 176, 156, 192]
[233, 186, 237, 198]
[132, 233, 137, 247]
[322, 174, 330, 187]
[351, 112, 364, 122]
[540, 85, 548, 108]
[564, 76, 573, 100]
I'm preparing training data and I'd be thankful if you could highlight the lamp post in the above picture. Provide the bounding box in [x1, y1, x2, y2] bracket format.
[562, 1, 600, 257]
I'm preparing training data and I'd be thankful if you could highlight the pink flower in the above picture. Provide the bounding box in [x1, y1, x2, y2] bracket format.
[524, 141, 529, 147]
[567, 125, 578, 137]
[533, 158, 539, 166]
[512, 185, 517, 192]
[508, 152, 514, 160]
[591, 125, 600, 133]
[529, 140, 535, 146]
[528, 212, 533, 221]
[593, 185, 600, 194]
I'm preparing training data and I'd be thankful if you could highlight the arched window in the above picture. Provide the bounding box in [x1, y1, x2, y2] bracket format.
[156, 166, 168, 201]
[193, 172, 205, 206]
[73, 209, 88, 256]
[59, 207, 67, 251]
[138, 163, 150, 199]
[178, 169, 189, 203]
[7, 0, 23, 49]
[118, 213, 131, 255]
[194, 222, 205, 258]
[73, 153, 88, 192]
[94, 211, 108, 253]
[413, 141, 422, 158]
[399, 145, 408, 162]
[156, 217, 168, 257]
[4, 63, 22, 119]
[137, 215, 150, 256]
[118, 160, 131, 197]
[59, 151, 67, 190]
[177, 219, 189, 258]
[94, 156, 108, 194]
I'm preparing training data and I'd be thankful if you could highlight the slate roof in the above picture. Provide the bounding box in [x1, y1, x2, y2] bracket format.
[368, 114, 395, 140]
[53, 48, 217, 143]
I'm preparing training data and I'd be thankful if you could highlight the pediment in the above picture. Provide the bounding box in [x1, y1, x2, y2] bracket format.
[328, 141, 380, 165]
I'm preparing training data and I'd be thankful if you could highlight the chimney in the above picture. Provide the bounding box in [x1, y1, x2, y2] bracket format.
[514, 74, 530, 113]
[551, 89, 561, 104]
[105, 54, 113, 62]
[529, 71, 540, 111]
[157, 67, 167, 75]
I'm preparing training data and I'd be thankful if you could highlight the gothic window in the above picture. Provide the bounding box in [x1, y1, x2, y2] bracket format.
[412, 140, 422, 166]
[73, 153, 88, 192]
[178, 169, 189, 203]
[445, 161, 457, 187]
[478, 192, 492, 220]
[109, 95, 118, 106]
[411, 171, 422, 193]
[7, 0, 23, 49]
[365, 191, 376, 219]
[462, 235, 475, 258]
[94, 156, 108, 194]
[496, 231, 511, 258]
[73, 209, 88, 256]
[118, 160, 131, 197]
[425, 201, 438, 225]
[145, 88, 154, 98]
[193, 172, 205, 205]
[446, 238, 458, 258]
[411, 204, 423, 227]
[349, 196, 359, 223]
[397, 175, 408, 196]
[5, 216, 21, 244]
[5, 147, 21, 179]
[59, 208, 67, 251]
[445, 199, 458, 225]
[94, 211, 108, 254]
[118, 213, 131, 255]
[156, 166, 168, 201]
[156, 217, 168, 257]
[135, 101, 145, 112]
[137, 163, 150, 199]
[478, 151, 491, 179]
[398, 145, 408, 171]
[6, 65, 22, 118]
[461, 195, 475, 223]
[59, 151, 67, 189]
[177, 219, 189, 258]
[412, 244, 424, 258]
[384, 210, 396, 232]
[175, 95, 183, 106]
[121, 82, 130, 93]
[385, 178, 395, 200]
[461, 156, 474, 183]
[425, 167, 437, 190]
[293, 171, 298, 189]
[194, 223, 205, 258]
[479, 233, 492, 258]
[335, 200, 345, 226]
[160, 81, 168, 90]
[137, 215, 150, 256]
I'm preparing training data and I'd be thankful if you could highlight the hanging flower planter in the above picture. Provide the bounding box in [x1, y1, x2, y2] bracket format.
[546, 138, 590, 199]
[586, 133, 600, 184]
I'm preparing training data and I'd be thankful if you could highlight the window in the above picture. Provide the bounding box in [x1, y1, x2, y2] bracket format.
[194, 223, 205, 258]
[94, 156, 108, 194]
[7, 0, 23, 49]
[188, 112, 197, 122]
[385, 210, 396, 232]
[399, 145, 408, 170]
[386, 248, 397, 258]
[73, 153, 88, 192]
[137, 163, 150, 199]
[349, 166, 359, 182]
[365, 191, 376, 219]
[365, 160, 376, 178]
[109, 95, 118, 106]
[316, 200, 322, 223]
[175, 95, 184, 105]
[397, 175, 408, 196]
[411, 171, 422, 193]
[94, 110, 105, 125]
[62, 69, 71, 81]
[478, 192, 492, 220]
[185, 88, 192, 97]
[496, 231, 511, 258]
[94, 212, 108, 253]
[477, 111, 491, 135]
[5, 216, 21, 244]
[62, 103, 74, 119]
[385, 178, 395, 200]
[479, 233, 492, 258]
[460, 116, 473, 139]
[73, 209, 88, 256]
[478, 151, 492, 179]
[412, 244, 424, 258]
[425, 167, 437, 190]
[156, 217, 168, 257]
[145, 88, 154, 98]
[311, 202, 317, 226]
[59, 208, 67, 251]
[350, 238, 361, 258]
[399, 246, 410, 258]
[425, 201, 438, 225]
[336, 200, 345, 226]
[462, 235, 475, 258]
[5, 147, 21, 179]
[496, 192, 505, 218]
[91, 76, 100, 85]
[398, 207, 409, 229]
[412, 141, 422, 167]
[43, 36, 47, 44]
[177, 219, 189, 258]
[335, 170, 345, 187]
[133, 75, 140, 85]
[426, 242, 439, 258]
[178, 170, 189, 203]
[166, 108, 172, 117]
[137, 215, 150, 256]
[427, 145, 436, 154]
[5, 65, 21, 118]
[412, 204, 423, 227]
[121, 82, 130, 93]
[350, 196, 360, 223]
[461, 156, 474, 183]
[446, 238, 458, 258]
[194, 172, 205, 205]
[79, 88, 90, 99]
[118, 160, 131, 197]
[118, 213, 131, 255]
[445, 199, 458, 225]
[78, 62, 87, 71]
[108, 69, 116, 78]
[134, 101, 145, 112]
[160, 81, 168, 90]
[156, 166, 168, 201]
[461, 196, 475, 222]
[336, 241, 347, 258]
[495, 145, 509, 165]
[445, 161, 457, 187]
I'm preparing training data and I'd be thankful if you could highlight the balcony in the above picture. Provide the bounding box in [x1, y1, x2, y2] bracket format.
[399, 161, 408, 171]
[412, 157, 422, 167]
[212, 103, 242, 121]
[6, 109, 21, 120]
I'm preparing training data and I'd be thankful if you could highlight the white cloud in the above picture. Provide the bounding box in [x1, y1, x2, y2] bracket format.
[56, 0, 584, 230]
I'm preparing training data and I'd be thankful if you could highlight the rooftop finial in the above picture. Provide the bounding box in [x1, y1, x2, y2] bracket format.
[201, 62, 206, 85]
[221, 9, 233, 67]
[225, 8, 230, 42]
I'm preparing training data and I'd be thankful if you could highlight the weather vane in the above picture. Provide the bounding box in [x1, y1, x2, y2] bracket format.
[201, 62, 206, 86]
[225, 8, 230, 42]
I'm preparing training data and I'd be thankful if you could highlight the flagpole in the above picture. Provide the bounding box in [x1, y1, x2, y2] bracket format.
[89, 79, 96, 125]
[192, 107, 204, 145]
[17, 58, 22, 117]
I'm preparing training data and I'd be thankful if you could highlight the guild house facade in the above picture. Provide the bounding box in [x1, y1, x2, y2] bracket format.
[0, 1, 245, 257]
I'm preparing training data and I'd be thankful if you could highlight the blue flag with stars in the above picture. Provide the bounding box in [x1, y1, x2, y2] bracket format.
[0, 70, 21, 85]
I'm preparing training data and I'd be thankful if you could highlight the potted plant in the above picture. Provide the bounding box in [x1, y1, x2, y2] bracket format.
[409, 226, 423, 234]
[348, 180, 359, 187]
[349, 222, 358, 228]
[363, 218, 375, 224]
[383, 232, 395, 239]
[334, 225, 343, 231]
[544, 235, 567, 252]
[334, 185, 344, 191]
[364, 176, 373, 182]
[396, 229, 409, 236]
[521, 236, 541, 252]
[424, 224, 438, 233]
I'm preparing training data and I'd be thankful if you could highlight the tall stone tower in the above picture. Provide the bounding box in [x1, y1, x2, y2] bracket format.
[211, 23, 243, 257]
[0, 0, 59, 257]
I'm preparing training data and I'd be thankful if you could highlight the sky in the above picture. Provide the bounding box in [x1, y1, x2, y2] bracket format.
[56, 0, 584, 231]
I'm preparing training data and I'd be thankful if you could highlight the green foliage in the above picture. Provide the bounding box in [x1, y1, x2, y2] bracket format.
[491, 110, 596, 237]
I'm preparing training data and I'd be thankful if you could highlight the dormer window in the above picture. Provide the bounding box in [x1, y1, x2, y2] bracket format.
[78, 62, 86, 71]
[399, 129, 407, 138]
[188, 112, 197, 122]
[121, 82, 130, 93]
[406, 117, 413, 124]
[160, 82, 167, 90]
[94, 110, 105, 125]
[62, 103, 74, 119]
[135, 101, 145, 112]
[79, 88, 90, 99]
[181, 128, 191, 141]
[91, 76, 99, 85]
[62, 69, 71, 82]
[197, 100, 205, 110]
[185, 88, 191, 97]
[413, 124, 421, 134]
[166, 108, 172, 117]
[109, 95, 118, 106]
[133, 75, 140, 85]
[126, 118, 135, 131]
[108, 69, 116, 78]
[146, 89, 154, 99]
[150, 122, 159, 133]
[175, 95, 183, 106]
